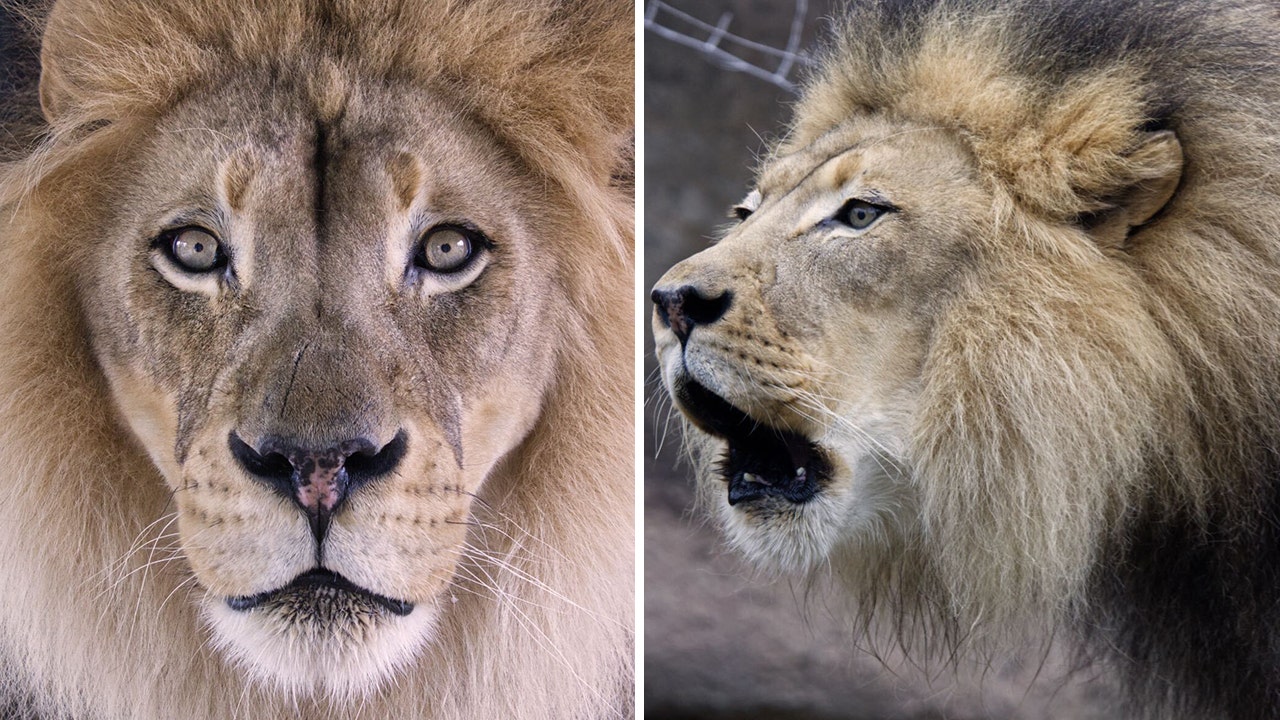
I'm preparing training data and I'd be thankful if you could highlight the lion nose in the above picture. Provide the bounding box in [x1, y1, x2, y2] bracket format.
[228, 430, 408, 543]
[651, 284, 733, 344]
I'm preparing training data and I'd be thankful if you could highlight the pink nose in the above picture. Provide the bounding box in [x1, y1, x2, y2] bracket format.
[289, 448, 350, 516]
[228, 431, 409, 544]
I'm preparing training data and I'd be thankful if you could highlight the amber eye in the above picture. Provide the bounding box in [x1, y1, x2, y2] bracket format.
[414, 225, 485, 273]
[836, 199, 891, 230]
[162, 227, 226, 273]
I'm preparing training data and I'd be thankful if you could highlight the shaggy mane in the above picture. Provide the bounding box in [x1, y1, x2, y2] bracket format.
[779, 1, 1280, 717]
[0, 1, 633, 718]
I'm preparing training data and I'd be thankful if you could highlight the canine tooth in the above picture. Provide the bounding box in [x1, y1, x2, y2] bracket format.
[795, 467, 807, 479]
[742, 472, 761, 484]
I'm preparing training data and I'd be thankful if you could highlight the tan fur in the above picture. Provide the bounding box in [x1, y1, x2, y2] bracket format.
[0, 0, 633, 718]
[654, 0, 1280, 644]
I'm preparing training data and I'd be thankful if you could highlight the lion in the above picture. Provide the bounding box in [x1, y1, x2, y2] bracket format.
[0, 0, 633, 718]
[652, 0, 1280, 717]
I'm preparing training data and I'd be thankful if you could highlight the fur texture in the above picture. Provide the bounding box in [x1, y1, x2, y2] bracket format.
[0, 0, 633, 718]
[653, 1, 1280, 717]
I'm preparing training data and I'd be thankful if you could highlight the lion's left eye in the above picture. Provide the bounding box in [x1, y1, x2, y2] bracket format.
[414, 226, 485, 273]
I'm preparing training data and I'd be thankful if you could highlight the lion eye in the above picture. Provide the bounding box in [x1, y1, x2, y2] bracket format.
[414, 225, 483, 273]
[731, 189, 762, 222]
[165, 228, 225, 272]
[836, 199, 890, 230]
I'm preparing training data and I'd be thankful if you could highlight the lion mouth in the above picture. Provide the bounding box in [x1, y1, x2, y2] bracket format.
[674, 378, 829, 505]
[227, 569, 414, 617]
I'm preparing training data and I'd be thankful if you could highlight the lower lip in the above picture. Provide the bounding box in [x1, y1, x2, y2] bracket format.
[227, 571, 414, 616]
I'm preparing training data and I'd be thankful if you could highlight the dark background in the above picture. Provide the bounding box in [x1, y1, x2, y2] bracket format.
[642, 2, 1120, 717]
[0, 1, 42, 161]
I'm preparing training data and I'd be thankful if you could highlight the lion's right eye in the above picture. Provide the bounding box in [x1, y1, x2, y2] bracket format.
[835, 199, 893, 230]
[161, 228, 226, 273]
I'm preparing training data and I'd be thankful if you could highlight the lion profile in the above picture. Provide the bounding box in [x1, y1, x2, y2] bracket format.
[0, 0, 632, 718]
[653, 0, 1280, 717]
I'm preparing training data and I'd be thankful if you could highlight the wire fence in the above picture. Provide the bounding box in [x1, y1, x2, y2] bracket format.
[643, 0, 814, 92]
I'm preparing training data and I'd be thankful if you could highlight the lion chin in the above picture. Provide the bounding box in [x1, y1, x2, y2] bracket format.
[204, 575, 438, 697]
[658, 355, 911, 576]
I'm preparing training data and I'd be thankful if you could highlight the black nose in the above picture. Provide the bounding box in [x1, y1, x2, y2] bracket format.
[229, 430, 408, 544]
[651, 285, 733, 343]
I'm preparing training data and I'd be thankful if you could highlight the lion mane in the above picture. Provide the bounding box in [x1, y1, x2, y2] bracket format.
[0, 1, 632, 718]
[790, 0, 1280, 716]
[672, 0, 1280, 717]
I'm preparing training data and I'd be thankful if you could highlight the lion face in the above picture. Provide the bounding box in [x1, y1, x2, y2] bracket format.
[654, 118, 990, 572]
[81, 73, 558, 695]
[656, 91, 1189, 622]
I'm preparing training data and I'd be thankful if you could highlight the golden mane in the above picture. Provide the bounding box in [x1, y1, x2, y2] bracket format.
[0, 1, 633, 718]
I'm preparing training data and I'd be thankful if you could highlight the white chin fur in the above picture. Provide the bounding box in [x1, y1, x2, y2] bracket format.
[718, 490, 852, 573]
[718, 449, 911, 575]
[203, 595, 438, 698]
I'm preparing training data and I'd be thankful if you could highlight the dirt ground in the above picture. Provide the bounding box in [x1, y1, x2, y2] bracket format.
[642, 3, 1124, 717]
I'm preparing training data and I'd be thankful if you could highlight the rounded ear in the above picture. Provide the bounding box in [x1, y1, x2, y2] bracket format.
[34, 0, 196, 128]
[37, 2, 77, 124]
[1121, 130, 1184, 227]
[38, 56, 69, 124]
[1085, 130, 1184, 247]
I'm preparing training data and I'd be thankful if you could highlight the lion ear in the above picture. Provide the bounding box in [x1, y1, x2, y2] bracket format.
[36, 0, 115, 127]
[38, 55, 71, 124]
[35, 1, 183, 127]
[1086, 130, 1183, 247]
[37, 1, 81, 124]
[1120, 130, 1184, 227]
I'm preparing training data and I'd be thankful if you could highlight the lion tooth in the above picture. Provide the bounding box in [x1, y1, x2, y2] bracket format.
[742, 472, 761, 484]
[795, 467, 807, 479]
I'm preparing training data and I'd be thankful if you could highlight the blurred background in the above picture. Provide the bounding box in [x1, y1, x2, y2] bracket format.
[642, 2, 1121, 717]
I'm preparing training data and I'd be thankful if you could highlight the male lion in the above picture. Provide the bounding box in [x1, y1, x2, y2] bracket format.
[653, 0, 1280, 717]
[0, 0, 633, 718]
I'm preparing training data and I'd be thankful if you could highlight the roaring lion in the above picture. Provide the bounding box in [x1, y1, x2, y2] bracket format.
[0, 0, 632, 718]
[653, 0, 1280, 717]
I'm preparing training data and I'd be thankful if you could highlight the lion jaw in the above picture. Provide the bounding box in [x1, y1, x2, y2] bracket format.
[204, 593, 440, 698]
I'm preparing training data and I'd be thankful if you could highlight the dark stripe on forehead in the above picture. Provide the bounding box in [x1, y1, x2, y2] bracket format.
[313, 119, 329, 230]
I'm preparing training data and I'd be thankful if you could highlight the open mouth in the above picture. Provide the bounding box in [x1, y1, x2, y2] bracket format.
[674, 378, 829, 506]
[227, 569, 414, 617]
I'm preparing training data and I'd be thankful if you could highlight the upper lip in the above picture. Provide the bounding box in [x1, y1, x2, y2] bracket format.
[672, 377, 828, 505]
[227, 568, 414, 616]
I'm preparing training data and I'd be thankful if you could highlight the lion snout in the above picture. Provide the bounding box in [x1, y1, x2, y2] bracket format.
[228, 430, 408, 544]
